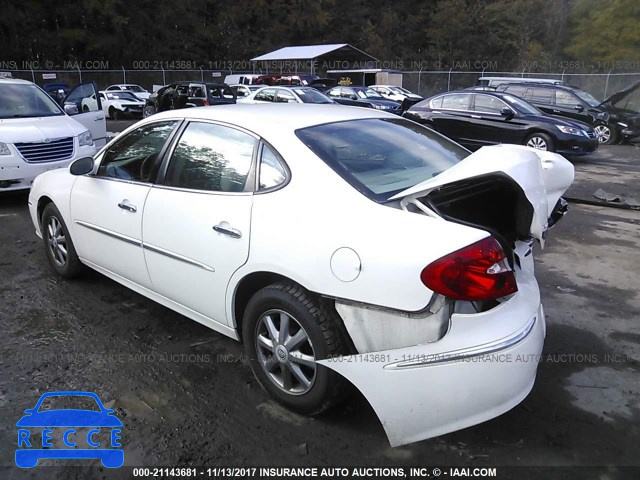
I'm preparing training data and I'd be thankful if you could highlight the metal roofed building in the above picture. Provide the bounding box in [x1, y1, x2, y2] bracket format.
[251, 44, 378, 75]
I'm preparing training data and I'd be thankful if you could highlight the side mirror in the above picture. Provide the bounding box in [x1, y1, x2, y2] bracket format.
[574, 104, 584, 112]
[64, 104, 79, 115]
[500, 107, 515, 119]
[70, 157, 94, 176]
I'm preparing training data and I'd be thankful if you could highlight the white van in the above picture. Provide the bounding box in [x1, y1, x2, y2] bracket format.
[477, 76, 566, 88]
[223, 74, 261, 85]
[0, 79, 106, 191]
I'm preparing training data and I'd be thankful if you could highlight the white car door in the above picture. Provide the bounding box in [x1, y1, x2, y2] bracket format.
[62, 83, 108, 148]
[142, 121, 257, 326]
[70, 120, 180, 287]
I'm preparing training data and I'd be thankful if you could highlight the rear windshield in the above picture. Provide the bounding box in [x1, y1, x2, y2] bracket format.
[296, 118, 469, 202]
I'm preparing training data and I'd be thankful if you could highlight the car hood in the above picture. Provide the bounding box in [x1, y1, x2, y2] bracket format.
[601, 80, 640, 107]
[389, 144, 574, 247]
[522, 113, 592, 130]
[0, 115, 85, 143]
[16, 410, 123, 427]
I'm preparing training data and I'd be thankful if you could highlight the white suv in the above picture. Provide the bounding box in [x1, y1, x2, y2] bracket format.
[0, 79, 106, 191]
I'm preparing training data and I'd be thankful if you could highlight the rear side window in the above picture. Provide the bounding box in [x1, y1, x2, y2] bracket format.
[429, 96, 443, 108]
[164, 122, 257, 192]
[296, 118, 469, 202]
[441, 94, 471, 110]
[529, 88, 553, 104]
[258, 144, 287, 190]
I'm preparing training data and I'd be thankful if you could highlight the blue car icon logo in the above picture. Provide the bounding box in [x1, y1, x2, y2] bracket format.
[16, 391, 123, 468]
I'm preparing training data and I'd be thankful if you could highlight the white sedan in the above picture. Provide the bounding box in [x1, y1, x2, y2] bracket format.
[104, 84, 150, 100]
[238, 86, 335, 104]
[27, 104, 573, 446]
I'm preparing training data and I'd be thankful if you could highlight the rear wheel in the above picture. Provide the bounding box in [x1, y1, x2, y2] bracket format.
[594, 123, 617, 145]
[525, 132, 554, 151]
[242, 283, 349, 415]
[41, 203, 83, 278]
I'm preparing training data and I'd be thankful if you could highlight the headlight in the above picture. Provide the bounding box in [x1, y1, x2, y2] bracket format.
[0, 142, 10, 155]
[78, 130, 93, 147]
[556, 125, 583, 136]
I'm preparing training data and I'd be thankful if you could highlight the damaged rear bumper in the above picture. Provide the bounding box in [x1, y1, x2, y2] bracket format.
[320, 269, 544, 447]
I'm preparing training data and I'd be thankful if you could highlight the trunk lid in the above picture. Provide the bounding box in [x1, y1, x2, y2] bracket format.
[389, 145, 574, 248]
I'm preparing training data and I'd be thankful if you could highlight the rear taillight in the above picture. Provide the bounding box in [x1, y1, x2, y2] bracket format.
[203, 99, 210, 106]
[420, 237, 517, 301]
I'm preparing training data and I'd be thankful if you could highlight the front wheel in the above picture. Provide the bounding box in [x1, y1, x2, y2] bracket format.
[242, 283, 349, 415]
[143, 104, 156, 118]
[594, 123, 618, 145]
[41, 203, 84, 278]
[525, 132, 555, 152]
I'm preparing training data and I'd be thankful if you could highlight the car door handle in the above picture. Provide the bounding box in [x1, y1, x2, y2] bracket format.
[117, 202, 137, 213]
[213, 223, 242, 239]
[471, 115, 481, 119]
[553, 110, 560, 113]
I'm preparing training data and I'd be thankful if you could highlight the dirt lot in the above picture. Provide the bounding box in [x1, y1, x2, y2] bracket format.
[0, 136, 639, 479]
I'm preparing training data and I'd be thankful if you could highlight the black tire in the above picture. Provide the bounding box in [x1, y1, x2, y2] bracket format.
[525, 132, 555, 152]
[594, 123, 618, 145]
[242, 283, 349, 415]
[82, 105, 89, 113]
[41, 203, 84, 278]
[143, 104, 156, 118]
[112, 108, 123, 120]
[108, 106, 116, 120]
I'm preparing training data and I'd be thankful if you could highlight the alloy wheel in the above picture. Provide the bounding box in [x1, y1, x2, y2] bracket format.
[526, 136, 548, 150]
[594, 124, 611, 144]
[255, 309, 317, 395]
[46, 216, 67, 266]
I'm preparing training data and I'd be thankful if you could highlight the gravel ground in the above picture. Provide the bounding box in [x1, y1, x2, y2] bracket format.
[0, 131, 638, 479]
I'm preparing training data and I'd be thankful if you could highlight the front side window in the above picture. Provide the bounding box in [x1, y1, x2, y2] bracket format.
[276, 89, 296, 103]
[97, 121, 178, 182]
[164, 122, 257, 192]
[255, 89, 276, 102]
[555, 90, 580, 107]
[296, 118, 469, 202]
[474, 95, 508, 114]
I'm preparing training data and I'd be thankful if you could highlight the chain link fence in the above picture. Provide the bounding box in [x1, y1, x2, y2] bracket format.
[3, 68, 640, 102]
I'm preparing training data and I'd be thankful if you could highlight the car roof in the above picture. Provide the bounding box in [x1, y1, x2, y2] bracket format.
[0, 78, 35, 85]
[499, 82, 580, 91]
[146, 104, 392, 135]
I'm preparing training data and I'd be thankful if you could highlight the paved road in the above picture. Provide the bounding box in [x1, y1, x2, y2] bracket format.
[0, 136, 638, 479]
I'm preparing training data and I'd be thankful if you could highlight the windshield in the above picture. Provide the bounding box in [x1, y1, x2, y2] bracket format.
[296, 118, 469, 202]
[613, 88, 640, 112]
[573, 89, 600, 107]
[122, 85, 145, 93]
[106, 92, 140, 101]
[0, 83, 64, 118]
[390, 86, 412, 94]
[293, 88, 333, 104]
[502, 94, 541, 115]
[356, 89, 385, 100]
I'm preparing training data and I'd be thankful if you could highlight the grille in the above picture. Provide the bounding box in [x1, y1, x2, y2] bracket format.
[15, 137, 75, 163]
[586, 131, 596, 139]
